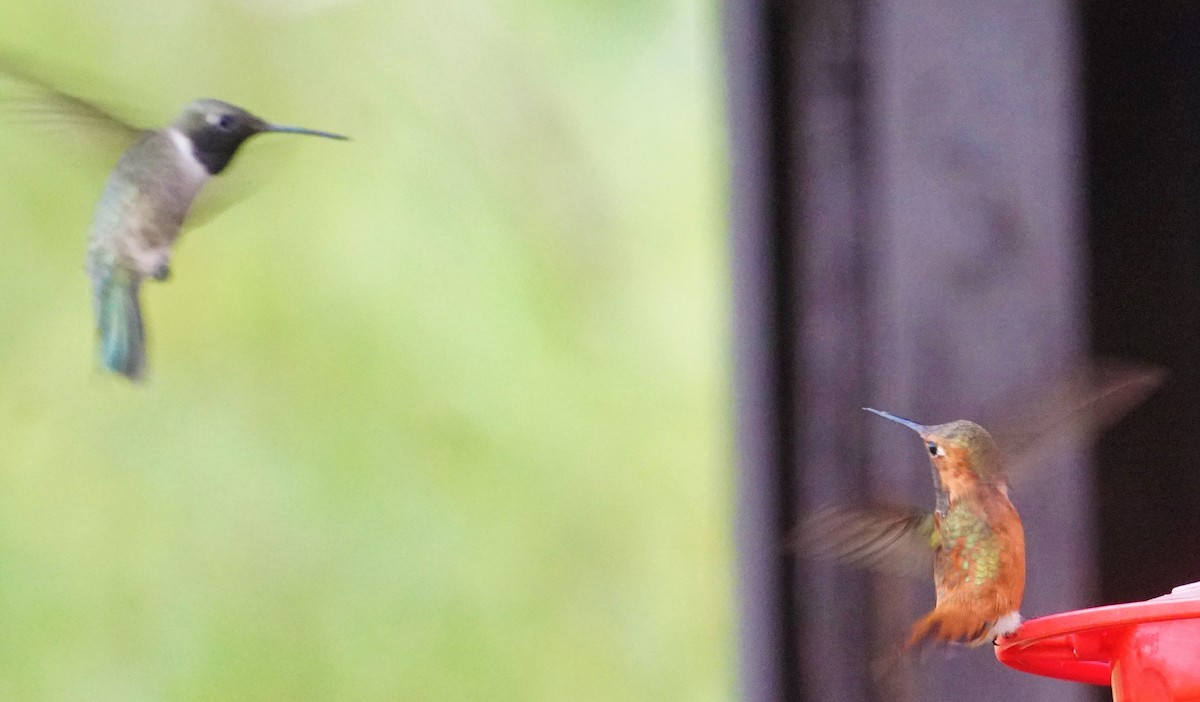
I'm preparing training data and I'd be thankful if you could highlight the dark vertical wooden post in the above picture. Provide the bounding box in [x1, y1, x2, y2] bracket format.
[1084, 0, 1200, 612]
[727, 1, 1093, 700]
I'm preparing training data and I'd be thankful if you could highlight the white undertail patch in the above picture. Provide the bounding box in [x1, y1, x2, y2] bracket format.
[990, 611, 1023, 639]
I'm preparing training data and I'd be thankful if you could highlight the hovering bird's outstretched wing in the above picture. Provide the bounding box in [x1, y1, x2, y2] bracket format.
[795, 504, 936, 579]
[990, 361, 1166, 485]
[0, 52, 145, 161]
[795, 361, 1163, 576]
[0, 53, 287, 228]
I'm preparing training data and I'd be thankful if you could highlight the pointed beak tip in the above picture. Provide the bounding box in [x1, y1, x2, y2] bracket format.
[863, 407, 926, 433]
[264, 124, 351, 141]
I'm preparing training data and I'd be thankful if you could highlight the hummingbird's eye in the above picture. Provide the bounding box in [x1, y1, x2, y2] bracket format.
[927, 441, 945, 457]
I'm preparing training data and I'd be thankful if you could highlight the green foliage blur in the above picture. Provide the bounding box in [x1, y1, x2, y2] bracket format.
[0, 0, 729, 699]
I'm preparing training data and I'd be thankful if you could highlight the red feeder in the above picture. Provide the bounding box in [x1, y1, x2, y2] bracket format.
[995, 582, 1200, 701]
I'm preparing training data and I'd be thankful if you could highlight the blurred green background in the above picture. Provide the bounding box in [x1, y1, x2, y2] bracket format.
[0, 0, 729, 699]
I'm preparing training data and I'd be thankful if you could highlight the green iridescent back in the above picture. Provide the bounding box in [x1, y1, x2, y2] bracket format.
[934, 500, 1002, 593]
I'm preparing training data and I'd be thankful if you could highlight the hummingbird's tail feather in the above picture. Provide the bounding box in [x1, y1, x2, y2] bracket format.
[95, 266, 146, 381]
[905, 606, 1017, 649]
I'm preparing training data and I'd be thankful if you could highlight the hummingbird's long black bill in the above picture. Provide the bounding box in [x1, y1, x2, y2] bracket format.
[265, 123, 350, 140]
[863, 407, 928, 434]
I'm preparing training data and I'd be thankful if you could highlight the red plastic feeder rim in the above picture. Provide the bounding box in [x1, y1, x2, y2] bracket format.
[995, 581, 1200, 701]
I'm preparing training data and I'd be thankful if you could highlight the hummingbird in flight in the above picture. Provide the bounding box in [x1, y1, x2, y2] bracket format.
[857, 409, 1025, 648]
[799, 365, 1163, 652]
[0, 59, 348, 380]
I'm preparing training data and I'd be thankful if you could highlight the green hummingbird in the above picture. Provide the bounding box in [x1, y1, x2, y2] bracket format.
[0, 60, 348, 380]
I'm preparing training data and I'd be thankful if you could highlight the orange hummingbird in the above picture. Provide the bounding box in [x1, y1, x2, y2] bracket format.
[861, 410, 1024, 648]
[800, 365, 1163, 651]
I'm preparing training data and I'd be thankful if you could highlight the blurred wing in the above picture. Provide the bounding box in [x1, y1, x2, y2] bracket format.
[994, 361, 1166, 484]
[185, 140, 292, 230]
[0, 53, 144, 163]
[795, 504, 936, 579]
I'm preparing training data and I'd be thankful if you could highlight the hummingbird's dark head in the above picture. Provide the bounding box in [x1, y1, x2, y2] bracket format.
[171, 99, 348, 176]
[171, 99, 268, 175]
